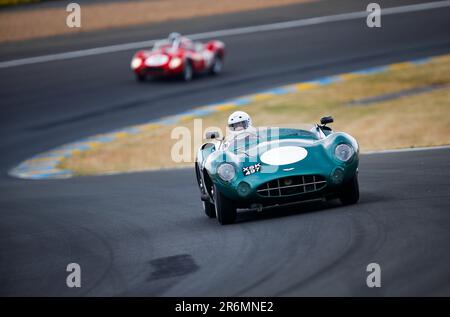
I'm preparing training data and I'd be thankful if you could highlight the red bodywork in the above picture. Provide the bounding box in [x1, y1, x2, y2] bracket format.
[131, 38, 225, 81]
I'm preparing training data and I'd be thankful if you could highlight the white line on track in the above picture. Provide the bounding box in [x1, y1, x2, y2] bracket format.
[363, 145, 450, 155]
[1, 0, 450, 69]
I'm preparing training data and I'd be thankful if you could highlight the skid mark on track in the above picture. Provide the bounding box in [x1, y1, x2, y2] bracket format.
[148, 254, 199, 281]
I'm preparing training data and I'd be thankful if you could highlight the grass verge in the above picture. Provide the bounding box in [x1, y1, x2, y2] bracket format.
[60, 55, 450, 176]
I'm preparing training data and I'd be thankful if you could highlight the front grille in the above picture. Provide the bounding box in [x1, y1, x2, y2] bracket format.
[147, 67, 164, 72]
[257, 175, 326, 197]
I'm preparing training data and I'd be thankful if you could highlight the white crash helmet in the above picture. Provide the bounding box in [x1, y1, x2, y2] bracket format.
[228, 111, 252, 132]
[168, 32, 181, 42]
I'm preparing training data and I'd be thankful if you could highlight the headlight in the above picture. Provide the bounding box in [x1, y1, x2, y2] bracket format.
[169, 57, 182, 69]
[335, 144, 354, 162]
[145, 54, 169, 66]
[217, 163, 236, 182]
[131, 57, 142, 69]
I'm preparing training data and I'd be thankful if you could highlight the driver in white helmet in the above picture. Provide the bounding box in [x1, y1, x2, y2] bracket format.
[227, 111, 252, 132]
[226, 111, 257, 146]
[168, 32, 182, 43]
[167, 32, 194, 50]
[224, 111, 257, 153]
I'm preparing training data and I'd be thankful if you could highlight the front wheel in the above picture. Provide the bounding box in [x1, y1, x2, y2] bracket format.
[213, 184, 237, 225]
[135, 73, 146, 82]
[339, 175, 360, 205]
[209, 56, 223, 75]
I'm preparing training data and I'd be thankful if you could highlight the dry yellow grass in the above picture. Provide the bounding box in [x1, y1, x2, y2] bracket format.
[0, 0, 313, 43]
[60, 56, 450, 176]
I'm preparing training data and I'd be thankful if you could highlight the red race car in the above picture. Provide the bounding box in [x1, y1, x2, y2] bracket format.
[131, 33, 225, 82]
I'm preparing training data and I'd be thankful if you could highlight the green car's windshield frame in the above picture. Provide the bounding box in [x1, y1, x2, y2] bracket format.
[222, 125, 320, 153]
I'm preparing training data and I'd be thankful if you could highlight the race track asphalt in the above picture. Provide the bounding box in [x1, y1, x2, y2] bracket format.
[0, 0, 450, 296]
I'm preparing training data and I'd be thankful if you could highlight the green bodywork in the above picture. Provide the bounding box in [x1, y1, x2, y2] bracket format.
[197, 126, 359, 205]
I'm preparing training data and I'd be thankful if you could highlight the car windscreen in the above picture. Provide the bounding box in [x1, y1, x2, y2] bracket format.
[224, 127, 319, 153]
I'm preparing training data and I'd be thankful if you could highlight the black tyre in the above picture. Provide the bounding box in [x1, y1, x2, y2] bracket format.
[213, 184, 237, 225]
[136, 73, 146, 82]
[182, 61, 193, 81]
[209, 55, 223, 75]
[202, 200, 216, 218]
[339, 175, 360, 205]
[195, 163, 216, 218]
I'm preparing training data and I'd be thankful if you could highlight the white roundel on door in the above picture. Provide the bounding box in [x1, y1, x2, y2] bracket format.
[260, 146, 308, 165]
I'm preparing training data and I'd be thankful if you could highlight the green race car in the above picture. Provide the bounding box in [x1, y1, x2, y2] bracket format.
[195, 116, 359, 225]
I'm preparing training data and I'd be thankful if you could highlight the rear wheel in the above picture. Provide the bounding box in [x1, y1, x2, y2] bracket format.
[202, 200, 216, 218]
[339, 175, 360, 205]
[195, 163, 215, 218]
[182, 62, 193, 81]
[210, 55, 223, 75]
[213, 184, 237, 225]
